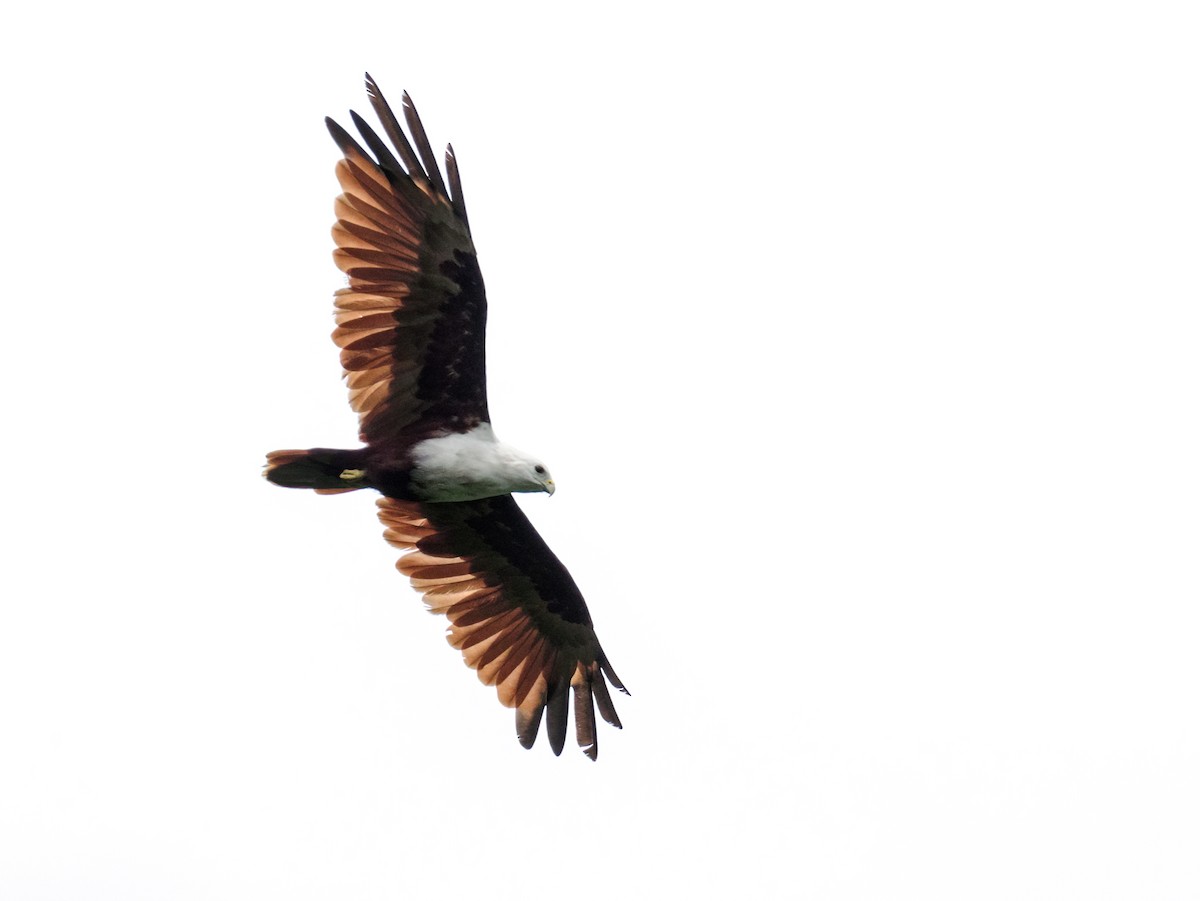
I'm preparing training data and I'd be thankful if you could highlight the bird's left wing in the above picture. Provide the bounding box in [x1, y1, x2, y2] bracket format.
[377, 496, 627, 759]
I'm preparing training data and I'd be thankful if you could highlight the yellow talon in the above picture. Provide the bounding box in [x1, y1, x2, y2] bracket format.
[339, 469, 366, 481]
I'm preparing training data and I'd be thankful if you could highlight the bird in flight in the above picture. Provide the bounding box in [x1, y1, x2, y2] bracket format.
[264, 75, 626, 759]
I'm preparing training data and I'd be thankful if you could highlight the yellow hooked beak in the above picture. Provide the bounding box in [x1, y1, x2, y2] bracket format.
[544, 479, 555, 495]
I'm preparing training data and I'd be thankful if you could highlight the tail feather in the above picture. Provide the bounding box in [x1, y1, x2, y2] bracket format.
[263, 448, 369, 492]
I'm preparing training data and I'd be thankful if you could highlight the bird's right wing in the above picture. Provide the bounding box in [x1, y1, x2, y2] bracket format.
[327, 75, 489, 444]
[377, 496, 627, 759]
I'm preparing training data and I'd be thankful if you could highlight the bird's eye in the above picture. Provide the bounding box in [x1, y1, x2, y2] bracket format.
[535, 465, 545, 474]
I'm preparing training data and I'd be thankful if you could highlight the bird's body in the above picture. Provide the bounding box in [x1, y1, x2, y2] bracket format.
[268, 423, 549, 502]
[264, 75, 625, 758]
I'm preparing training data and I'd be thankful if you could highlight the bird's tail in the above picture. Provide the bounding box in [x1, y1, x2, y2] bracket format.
[263, 448, 369, 494]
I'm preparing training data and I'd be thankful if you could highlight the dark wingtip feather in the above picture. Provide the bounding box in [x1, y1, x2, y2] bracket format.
[326, 116, 366, 156]
[592, 672, 622, 730]
[600, 655, 629, 696]
[515, 698, 545, 750]
[363, 72, 385, 110]
[349, 109, 405, 178]
[574, 681, 599, 761]
[364, 79, 425, 185]
[446, 144, 469, 224]
[401, 90, 449, 198]
[546, 679, 569, 756]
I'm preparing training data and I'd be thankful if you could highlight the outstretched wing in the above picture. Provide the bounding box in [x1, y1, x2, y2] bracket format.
[328, 74, 488, 445]
[377, 496, 627, 759]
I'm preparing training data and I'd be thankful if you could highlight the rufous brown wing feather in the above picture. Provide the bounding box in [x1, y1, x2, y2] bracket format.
[378, 496, 627, 759]
[326, 82, 489, 443]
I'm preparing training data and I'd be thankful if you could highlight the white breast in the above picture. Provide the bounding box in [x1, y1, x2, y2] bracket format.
[409, 423, 525, 502]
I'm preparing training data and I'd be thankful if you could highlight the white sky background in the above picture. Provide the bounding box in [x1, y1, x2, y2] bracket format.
[2, 1, 1198, 898]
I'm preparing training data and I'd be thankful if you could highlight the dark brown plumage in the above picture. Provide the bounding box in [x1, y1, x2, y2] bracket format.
[264, 74, 626, 758]
[379, 496, 624, 756]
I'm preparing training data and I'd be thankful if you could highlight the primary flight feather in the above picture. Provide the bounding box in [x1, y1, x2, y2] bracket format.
[264, 75, 626, 759]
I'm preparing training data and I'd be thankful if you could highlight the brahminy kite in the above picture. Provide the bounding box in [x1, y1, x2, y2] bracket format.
[264, 75, 626, 759]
